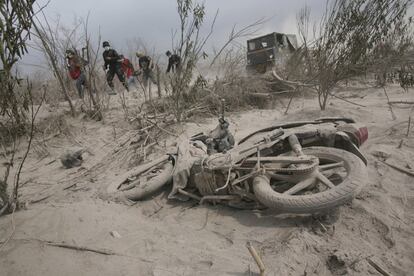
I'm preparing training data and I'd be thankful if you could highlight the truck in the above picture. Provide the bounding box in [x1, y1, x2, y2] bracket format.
[246, 32, 298, 73]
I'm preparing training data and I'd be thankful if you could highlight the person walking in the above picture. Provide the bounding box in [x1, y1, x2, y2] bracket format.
[102, 41, 129, 93]
[119, 54, 138, 89]
[165, 50, 181, 73]
[135, 52, 157, 87]
[66, 49, 87, 99]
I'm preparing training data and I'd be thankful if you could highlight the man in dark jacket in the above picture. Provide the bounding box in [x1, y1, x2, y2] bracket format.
[102, 41, 128, 93]
[136, 52, 157, 87]
[166, 50, 181, 73]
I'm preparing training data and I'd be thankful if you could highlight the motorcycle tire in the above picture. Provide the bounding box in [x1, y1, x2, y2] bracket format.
[115, 161, 174, 201]
[252, 147, 367, 214]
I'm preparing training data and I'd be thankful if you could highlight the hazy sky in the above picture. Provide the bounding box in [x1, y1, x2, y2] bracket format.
[21, 0, 326, 74]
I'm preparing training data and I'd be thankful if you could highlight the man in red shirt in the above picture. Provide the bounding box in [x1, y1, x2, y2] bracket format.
[119, 55, 137, 89]
[66, 49, 87, 98]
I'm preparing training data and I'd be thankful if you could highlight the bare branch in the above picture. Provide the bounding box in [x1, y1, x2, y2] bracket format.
[210, 17, 267, 67]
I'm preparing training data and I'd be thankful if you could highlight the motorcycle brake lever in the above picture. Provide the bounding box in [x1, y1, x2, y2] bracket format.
[268, 129, 284, 141]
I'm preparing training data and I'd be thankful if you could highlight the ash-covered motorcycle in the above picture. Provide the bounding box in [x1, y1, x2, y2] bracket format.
[107, 113, 368, 214]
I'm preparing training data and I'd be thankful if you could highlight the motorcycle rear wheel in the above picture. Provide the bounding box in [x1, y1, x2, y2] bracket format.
[253, 147, 367, 214]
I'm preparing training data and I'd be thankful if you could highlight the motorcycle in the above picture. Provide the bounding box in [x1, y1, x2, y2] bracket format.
[107, 116, 368, 214]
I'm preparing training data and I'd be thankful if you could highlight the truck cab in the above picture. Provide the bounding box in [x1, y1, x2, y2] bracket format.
[246, 32, 298, 73]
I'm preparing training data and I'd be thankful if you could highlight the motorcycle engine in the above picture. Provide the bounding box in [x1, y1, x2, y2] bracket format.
[190, 161, 229, 196]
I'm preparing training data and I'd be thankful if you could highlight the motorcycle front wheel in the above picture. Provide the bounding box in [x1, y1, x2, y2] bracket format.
[113, 161, 174, 201]
[252, 147, 367, 214]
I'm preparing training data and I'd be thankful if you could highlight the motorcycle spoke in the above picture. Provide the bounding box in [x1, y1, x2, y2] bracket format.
[319, 161, 344, 171]
[283, 177, 316, 195]
[316, 171, 336, 189]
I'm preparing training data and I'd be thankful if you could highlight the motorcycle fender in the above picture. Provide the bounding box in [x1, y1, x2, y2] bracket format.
[335, 132, 368, 165]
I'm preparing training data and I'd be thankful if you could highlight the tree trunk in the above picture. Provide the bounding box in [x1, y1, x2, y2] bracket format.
[320, 88, 329, 110]
[55, 66, 76, 116]
[86, 71, 103, 121]
[156, 65, 162, 98]
[33, 23, 75, 116]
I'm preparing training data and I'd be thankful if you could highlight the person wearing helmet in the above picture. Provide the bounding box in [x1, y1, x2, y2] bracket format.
[165, 50, 181, 73]
[66, 49, 87, 98]
[135, 52, 157, 88]
[102, 41, 129, 93]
